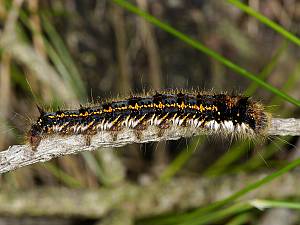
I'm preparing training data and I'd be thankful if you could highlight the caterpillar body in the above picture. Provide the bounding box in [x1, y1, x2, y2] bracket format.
[28, 91, 270, 150]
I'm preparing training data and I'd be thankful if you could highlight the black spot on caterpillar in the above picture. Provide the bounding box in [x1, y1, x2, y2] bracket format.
[28, 91, 271, 150]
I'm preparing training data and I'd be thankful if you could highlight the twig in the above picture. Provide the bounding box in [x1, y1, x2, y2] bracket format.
[268, 118, 300, 136]
[0, 171, 299, 218]
[0, 118, 299, 174]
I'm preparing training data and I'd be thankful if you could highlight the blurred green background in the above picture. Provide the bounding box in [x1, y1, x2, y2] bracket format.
[0, 0, 300, 225]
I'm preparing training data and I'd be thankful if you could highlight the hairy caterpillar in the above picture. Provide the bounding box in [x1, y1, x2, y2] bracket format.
[28, 91, 271, 150]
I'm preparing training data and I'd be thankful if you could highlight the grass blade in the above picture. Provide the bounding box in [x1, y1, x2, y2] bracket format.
[250, 199, 300, 210]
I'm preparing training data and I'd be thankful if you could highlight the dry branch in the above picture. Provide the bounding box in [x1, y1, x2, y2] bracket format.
[0, 171, 299, 218]
[0, 118, 299, 174]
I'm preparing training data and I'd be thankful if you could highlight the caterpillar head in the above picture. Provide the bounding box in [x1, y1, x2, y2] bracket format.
[27, 106, 45, 150]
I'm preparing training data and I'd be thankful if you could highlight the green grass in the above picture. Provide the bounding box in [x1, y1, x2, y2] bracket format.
[180, 202, 253, 225]
[225, 213, 253, 225]
[250, 199, 300, 210]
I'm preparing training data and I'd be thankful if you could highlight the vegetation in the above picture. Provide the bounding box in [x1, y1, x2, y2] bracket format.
[0, 0, 299, 224]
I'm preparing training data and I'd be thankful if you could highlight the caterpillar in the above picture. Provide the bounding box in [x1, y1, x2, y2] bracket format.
[28, 91, 271, 150]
